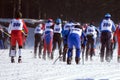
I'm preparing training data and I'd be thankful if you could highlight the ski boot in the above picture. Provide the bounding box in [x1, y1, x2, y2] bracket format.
[38, 55, 41, 59]
[100, 57, 104, 62]
[90, 57, 93, 61]
[51, 53, 54, 60]
[59, 55, 63, 61]
[75, 57, 80, 64]
[34, 53, 37, 58]
[47, 53, 51, 59]
[117, 56, 120, 63]
[11, 56, 15, 63]
[43, 53, 46, 60]
[18, 56, 22, 63]
[63, 52, 66, 62]
[67, 57, 71, 65]
[85, 56, 88, 61]
[38, 53, 41, 59]
[105, 56, 111, 62]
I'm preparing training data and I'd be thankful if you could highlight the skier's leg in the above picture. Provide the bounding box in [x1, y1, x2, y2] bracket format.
[85, 42, 89, 61]
[58, 38, 62, 61]
[51, 40, 56, 59]
[34, 40, 38, 58]
[75, 48, 80, 64]
[10, 47, 16, 63]
[100, 33, 106, 62]
[63, 44, 68, 62]
[38, 35, 43, 58]
[38, 40, 43, 58]
[47, 39, 53, 59]
[67, 48, 73, 64]
[58, 37, 62, 56]
[43, 40, 47, 60]
[17, 37, 23, 63]
[10, 38, 16, 63]
[105, 33, 111, 62]
[100, 43, 105, 62]
[0, 40, 4, 49]
[90, 39, 94, 61]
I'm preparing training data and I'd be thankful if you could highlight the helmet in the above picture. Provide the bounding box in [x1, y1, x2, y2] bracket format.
[69, 20, 73, 23]
[56, 18, 62, 24]
[90, 21, 95, 26]
[47, 18, 53, 23]
[15, 11, 22, 18]
[105, 13, 111, 18]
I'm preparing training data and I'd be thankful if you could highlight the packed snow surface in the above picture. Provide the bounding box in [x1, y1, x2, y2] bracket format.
[0, 48, 120, 80]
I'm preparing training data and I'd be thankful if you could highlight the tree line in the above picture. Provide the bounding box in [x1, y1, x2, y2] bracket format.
[0, 0, 120, 24]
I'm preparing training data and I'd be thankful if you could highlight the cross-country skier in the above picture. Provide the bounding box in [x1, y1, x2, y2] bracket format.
[3, 27, 9, 49]
[0, 26, 4, 49]
[67, 23, 86, 64]
[85, 22, 99, 61]
[42, 19, 54, 60]
[8, 11, 28, 63]
[34, 23, 44, 58]
[99, 13, 116, 62]
[52, 18, 62, 59]
[62, 20, 74, 62]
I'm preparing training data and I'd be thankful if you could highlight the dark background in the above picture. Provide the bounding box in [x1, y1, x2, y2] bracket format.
[0, 0, 120, 24]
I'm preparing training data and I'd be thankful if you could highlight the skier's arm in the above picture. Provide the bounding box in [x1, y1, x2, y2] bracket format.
[22, 20, 28, 37]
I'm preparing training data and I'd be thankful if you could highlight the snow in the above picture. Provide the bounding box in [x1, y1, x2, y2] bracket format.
[0, 49, 120, 80]
[0, 28, 120, 80]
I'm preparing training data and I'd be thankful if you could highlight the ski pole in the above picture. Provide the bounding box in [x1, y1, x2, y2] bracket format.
[0, 29, 11, 37]
[52, 55, 63, 65]
[82, 47, 85, 65]
[52, 56, 60, 65]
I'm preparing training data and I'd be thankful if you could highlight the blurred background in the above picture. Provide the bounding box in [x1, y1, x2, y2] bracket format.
[0, 0, 120, 23]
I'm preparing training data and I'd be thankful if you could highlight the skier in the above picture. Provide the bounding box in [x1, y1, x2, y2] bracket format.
[42, 19, 54, 60]
[0, 26, 4, 49]
[34, 23, 44, 58]
[67, 23, 85, 64]
[8, 11, 28, 63]
[3, 27, 9, 49]
[85, 22, 99, 61]
[52, 18, 62, 59]
[62, 20, 74, 62]
[99, 13, 116, 62]
[114, 23, 120, 62]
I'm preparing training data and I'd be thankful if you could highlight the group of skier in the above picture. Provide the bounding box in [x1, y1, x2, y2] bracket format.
[33, 13, 120, 65]
[1, 11, 120, 64]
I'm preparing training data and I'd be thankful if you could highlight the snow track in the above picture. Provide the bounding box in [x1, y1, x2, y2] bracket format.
[0, 49, 120, 80]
